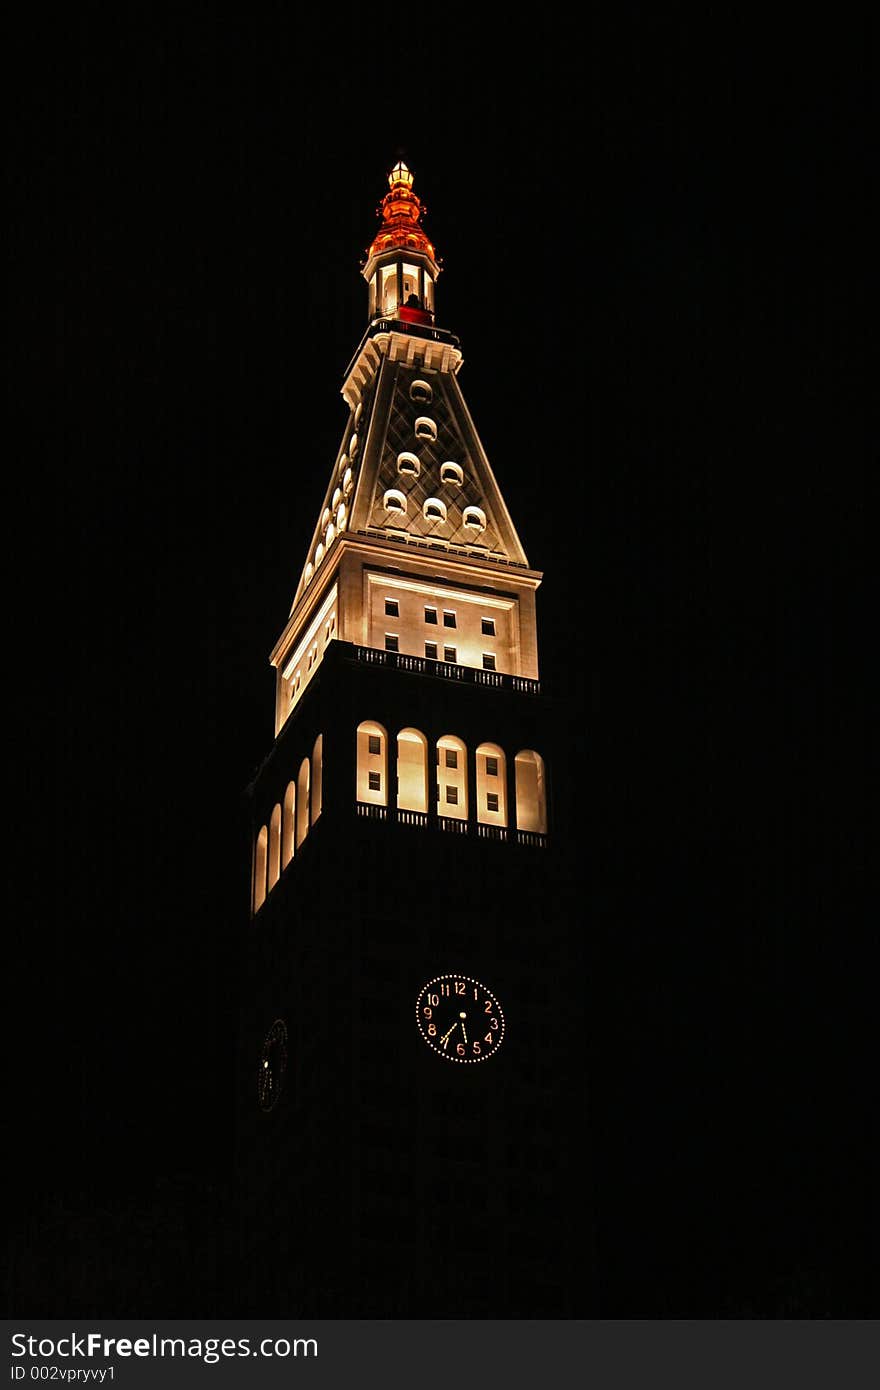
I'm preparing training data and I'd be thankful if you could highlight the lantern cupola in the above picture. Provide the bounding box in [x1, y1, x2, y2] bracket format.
[363, 161, 440, 325]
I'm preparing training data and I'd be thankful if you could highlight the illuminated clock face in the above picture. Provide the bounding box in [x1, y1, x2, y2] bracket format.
[416, 974, 505, 1064]
[258, 1019, 288, 1111]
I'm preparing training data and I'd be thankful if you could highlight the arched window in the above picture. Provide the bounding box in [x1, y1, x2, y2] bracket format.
[415, 416, 437, 442]
[436, 734, 467, 820]
[384, 489, 407, 515]
[476, 743, 507, 826]
[515, 750, 547, 833]
[311, 734, 323, 824]
[463, 505, 487, 532]
[397, 452, 421, 478]
[409, 379, 433, 404]
[397, 727, 428, 812]
[282, 782, 295, 868]
[423, 498, 447, 524]
[296, 758, 310, 849]
[253, 825, 268, 913]
[357, 720, 388, 805]
[440, 461, 464, 487]
[268, 804, 282, 889]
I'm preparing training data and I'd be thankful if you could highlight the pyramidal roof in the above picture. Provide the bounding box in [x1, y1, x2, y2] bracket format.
[288, 165, 532, 616]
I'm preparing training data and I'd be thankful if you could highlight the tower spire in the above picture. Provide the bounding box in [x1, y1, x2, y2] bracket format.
[363, 161, 440, 326]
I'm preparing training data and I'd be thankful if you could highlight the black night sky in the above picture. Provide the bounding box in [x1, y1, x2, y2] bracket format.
[9, 13, 870, 1316]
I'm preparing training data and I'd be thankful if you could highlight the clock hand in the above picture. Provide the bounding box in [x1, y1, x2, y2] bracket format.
[440, 1021, 458, 1048]
[459, 1011, 468, 1044]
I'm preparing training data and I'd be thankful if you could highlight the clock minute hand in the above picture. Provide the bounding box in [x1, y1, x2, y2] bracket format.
[440, 1022, 458, 1048]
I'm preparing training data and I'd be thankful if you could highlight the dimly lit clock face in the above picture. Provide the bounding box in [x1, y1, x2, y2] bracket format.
[416, 974, 505, 1063]
[258, 1019, 288, 1111]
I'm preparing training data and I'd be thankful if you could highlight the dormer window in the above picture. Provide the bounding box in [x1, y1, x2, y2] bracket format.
[315, 542, 324, 565]
[463, 505, 487, 532]
[397, 452, 421, 478]
[343, 467, 353, 495]
[336, 503, 347, 530]
[321, 507, 331, 528]
[414, 416, 437, 442]
[410, 379, 433, 404]
[440, 461, 464, 487]
[349, 433, 359, 458]
[384, 489, 407, 515]
[423, 498, 447, 524]
[332, 487, 341, 509]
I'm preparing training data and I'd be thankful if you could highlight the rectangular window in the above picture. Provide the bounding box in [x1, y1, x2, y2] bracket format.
[384, 598, 399, 617]
[385, 634, 399, 652]
[444, 646, 457, 663]
[486, 756, 498, 777]
[445, 749, 458, 769]
[482, 653, 496, 671]
[368, 771, 381, 792]
[425, 641, 438, 659]
[481, 617, 496, 636]
[424, 607, 438, 624]
[487, 793, 500, 812]
[446, 786, 458, 805]
[443, 610, 457, 628]
[368, 735, 381, 755]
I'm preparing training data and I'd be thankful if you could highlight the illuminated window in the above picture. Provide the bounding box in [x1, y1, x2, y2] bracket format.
[296, 759, 310, 849]
[481, 617, 495, 636]
[436, 734, 467, 820]
[443, 610, 456, 628]
[268, 804, 281, 890]
[349, 433, 359, 458]
[477, 744, 507, 827]
[253, 825, 268, 913]
[425, 641, 437, 659]
[443, 645, 456, 663]
[385, 634, 399, 652]
[397, 727, 428, 812]
[424, 607, 438, 624]
[482, 653, 496, 671]
[410, 379, 433, 404]
[322, 507, 331, 528]
[384, 598, 399, 617]
[354, 401, 363, 426]
[397, 452, 420, 478]
[357, 722, 388, 806]
[445, 749, 458, 769]
[311, 733, 323, 824]
[368, 771, 381, 792]
[315, 542, 324, 565]
[384, 489, 406, 514]
[281, 782, 295, 868]
[415, 416, 438, 442]
[424, 498, 447, 523]
[380, 265, 398, 315]
[515, 750, 547, 833]
[343, 466, 353, 493]
[463, 505, 487, 532]
[332, 487, 341, 509]
[440, 461, 464, 486]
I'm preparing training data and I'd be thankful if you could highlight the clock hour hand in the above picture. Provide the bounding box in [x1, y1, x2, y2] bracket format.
[440, 1021, 458, 1048]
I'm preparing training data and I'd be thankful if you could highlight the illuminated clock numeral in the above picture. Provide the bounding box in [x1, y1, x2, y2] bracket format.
[484, 1000, 492, 1013]
[484, 1032, 493, 1044]
[428, 1024, 437, 1036]
[455, 982, 466, 996]
[428, 993, 440, 1006]
[440, 984, 450, 997]
[473, 1042, 481, 1055]
[423, 1006, 433, 1018]
[456, 1043, 465, 1056]
[473, 988, 479, 1000]
[489, 1018, 498, 1030]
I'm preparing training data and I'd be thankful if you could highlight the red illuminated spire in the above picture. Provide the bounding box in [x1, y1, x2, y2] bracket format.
[368, 160, 437, 260]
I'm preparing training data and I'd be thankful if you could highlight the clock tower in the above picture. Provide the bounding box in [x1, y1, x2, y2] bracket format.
[236, 161, 592, 1317]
